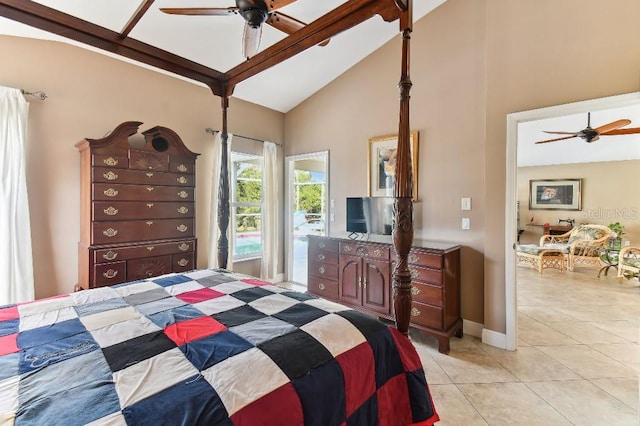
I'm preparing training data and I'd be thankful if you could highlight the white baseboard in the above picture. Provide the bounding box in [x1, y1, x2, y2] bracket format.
[462, 319, 483, 339]
[273, 273, 284, 283]
[482, 327, 508, 350]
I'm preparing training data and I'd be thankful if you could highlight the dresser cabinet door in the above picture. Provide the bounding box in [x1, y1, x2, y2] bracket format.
[339, 254, 362, 306]
[362, 258, 391, 315]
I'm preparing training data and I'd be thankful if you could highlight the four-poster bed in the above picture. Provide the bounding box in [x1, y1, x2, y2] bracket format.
[0, 0, 436, 424]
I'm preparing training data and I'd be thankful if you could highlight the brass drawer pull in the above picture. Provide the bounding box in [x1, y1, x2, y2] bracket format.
[177, 176, 188, 184]
[356, 246, 366, 256]
[410, 269, 420, 279]
[147, 203, 154, 208]
[178, 243, 190, 251]
[103, 251, 118, 261]
[409, 254, 420, 264]
[373, 248, 383, 257]
[104, 207, 118, 216]
[178, 191, 188, 199]
[344, 245, 352, 253]
[103, 171, 118, 180]
[318, 253, 325, 261]
[103, 228, 118, 237]
[177, 206, 189, 214]
[319, 242, 325, 249]
[104, 188, 118, 197]
[177, 164, 188, 172]
[411, 286, 421, 295]
[318, 283, 325, 291]
[146, 172, 154, 177]
[103, 157, 118, 166]
[177, 224, 188, 232]
[178, 258, 189, 267]
[103, 269, 118, 279]
[147, 246, 155, 251]
[146, 221, 154, 226]
[146, 186, 154, 192]
[411, 307, 421, 317]
[318, 266, 326, 274]
[145, 270, 154, 277]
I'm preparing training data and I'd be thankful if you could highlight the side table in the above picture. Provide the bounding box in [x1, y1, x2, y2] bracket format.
[597, 249, 620, 278]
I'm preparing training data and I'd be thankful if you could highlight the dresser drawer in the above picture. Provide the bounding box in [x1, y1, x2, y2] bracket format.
[409, 265, 443, 286]
[307, 275, 339, 301]
[93, 184, 194, 202]
[308, 261, 338, 281]
[92, 154, 128, 169]
[129, 149, 169, 171]
[170, 158, 196, 174]
[93, 239, 195, 264]
[410, 302, 443, 330]
[411, 282, 443, 306]
[308, 249, 338, 265]
[308, 237, 338, 253]
[93, 201, 194, 221]
[172, 252, 194, 272]
[93, 261, 126, 287]
[340, 242, 389, 260]
[407, 250, 444, 269]
[93, 167, 194, 186]
[92, 219, 194, 245]
[127, 255, 172, 281]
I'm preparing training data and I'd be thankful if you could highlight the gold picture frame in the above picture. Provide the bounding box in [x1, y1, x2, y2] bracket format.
[529, 178, 582, 210]
[368, 131, 419, 201]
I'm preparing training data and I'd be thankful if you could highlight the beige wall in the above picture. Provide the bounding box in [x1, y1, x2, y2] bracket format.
[518, 161, 640, 245]
[286, 0, 640, 334]
[0, 35, 284, 298]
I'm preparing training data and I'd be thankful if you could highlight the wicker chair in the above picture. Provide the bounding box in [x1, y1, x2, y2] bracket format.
[539, 224, 611, 271]
[617, 246, 640, 280]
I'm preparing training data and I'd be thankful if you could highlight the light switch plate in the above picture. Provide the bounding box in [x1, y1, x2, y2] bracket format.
[461, 197, 471, 211]
[462, 218, 470, 230]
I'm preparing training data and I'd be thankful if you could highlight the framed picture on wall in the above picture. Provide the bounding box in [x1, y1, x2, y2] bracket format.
[368, 131, 419, 201]
[529, 178, 582, 210]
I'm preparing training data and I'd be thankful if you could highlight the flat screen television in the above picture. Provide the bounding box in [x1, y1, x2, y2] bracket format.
[346, 197, 394, 235]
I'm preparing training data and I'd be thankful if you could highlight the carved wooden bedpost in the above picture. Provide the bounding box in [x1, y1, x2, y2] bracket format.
[217, 96, 230, 269]
[393, 0, 413, 335]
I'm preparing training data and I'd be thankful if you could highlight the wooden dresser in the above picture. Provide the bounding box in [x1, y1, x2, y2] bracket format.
[76, 121, 199, 290]
[308, 235, 461, 353]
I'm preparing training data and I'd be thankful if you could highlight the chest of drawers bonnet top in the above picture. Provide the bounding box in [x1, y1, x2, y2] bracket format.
[76, 121, 199, 290]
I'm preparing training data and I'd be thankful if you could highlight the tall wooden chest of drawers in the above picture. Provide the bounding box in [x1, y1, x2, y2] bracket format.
[308, 235, 461, 354]
[76, 121, 199, 289]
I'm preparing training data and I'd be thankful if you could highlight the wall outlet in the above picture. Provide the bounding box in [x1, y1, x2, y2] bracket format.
[462, 217, 470, 230]
[461, 197, 471, 211]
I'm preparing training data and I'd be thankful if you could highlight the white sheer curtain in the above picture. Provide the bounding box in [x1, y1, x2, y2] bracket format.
[0, 86, 34, 305]
[208, 132, 233, 269]
[261, 141, 279, 280]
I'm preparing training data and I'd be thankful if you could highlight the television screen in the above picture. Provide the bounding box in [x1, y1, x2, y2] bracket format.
[346, 197, 394, 235]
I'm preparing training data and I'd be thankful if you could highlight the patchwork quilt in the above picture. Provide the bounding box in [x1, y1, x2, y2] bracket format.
[0, 269, 438, 425]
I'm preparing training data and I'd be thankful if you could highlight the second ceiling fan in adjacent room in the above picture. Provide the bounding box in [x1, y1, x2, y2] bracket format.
[535, 112, 640, 144]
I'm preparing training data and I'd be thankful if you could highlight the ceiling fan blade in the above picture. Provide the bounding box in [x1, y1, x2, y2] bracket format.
[266, 12, 330, 46]
[535, 135, 578, 144]
[542, 131, 579, 135]
[160, 7, 238, 16]
[600, 127, 640, 136]
[265, 11, 305, 34]
[594, 119, 632, 135]
[242, 21, 262, 59]
[265, 0, 298, 11]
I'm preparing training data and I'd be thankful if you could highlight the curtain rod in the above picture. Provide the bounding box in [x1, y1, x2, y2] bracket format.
[20, 89, 48, 100]
[205, 128, 282, 147]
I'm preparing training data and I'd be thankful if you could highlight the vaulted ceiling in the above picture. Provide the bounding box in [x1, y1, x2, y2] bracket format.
[0, 0, 445, 112]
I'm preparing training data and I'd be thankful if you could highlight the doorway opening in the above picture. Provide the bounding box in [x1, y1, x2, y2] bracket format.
[285, 151, 329, 285]
[505, 92, 640, 350]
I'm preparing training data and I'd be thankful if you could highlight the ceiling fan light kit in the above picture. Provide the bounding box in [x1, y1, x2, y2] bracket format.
[535, 112, 640, 144]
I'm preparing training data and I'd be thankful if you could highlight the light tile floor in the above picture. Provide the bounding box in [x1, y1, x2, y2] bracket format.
[279, 268, 639, 425]
[412, 267, 639, 425]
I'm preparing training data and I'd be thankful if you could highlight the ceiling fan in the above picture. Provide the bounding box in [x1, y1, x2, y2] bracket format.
[161, 0, 329, 59]
[535, 112, 640, 144]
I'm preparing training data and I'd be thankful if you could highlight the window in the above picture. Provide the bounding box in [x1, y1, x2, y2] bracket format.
[231, 152, 263, 260]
